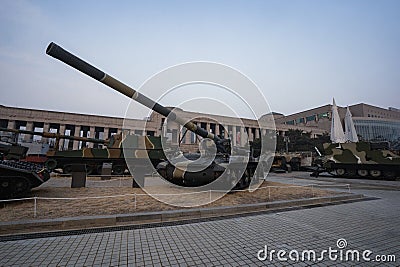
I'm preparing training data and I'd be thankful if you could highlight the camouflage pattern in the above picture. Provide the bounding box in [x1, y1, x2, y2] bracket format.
[317, 142, 400, 179]
[154, 138, 261, 189]
[272, 152, 302, 172]
[46, 133, 165, 175]
[46, 42, 270, 189]
[0, 127, 107, 148]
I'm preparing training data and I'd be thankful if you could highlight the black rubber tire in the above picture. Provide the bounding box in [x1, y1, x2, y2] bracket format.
[95, 165, 103, 175]
[45, 159, 57, 170]
[85, 165, 93, 175]
[112, 165, 125, 175]
[63, 165, 73, 174]
[0, 176, 31, 199]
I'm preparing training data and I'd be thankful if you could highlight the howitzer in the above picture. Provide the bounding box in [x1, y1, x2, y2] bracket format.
[0, 127, 108, 150]
[46, 42, 260, 189]
[46, 43, 230, 154]
[1, 127, 165, 176]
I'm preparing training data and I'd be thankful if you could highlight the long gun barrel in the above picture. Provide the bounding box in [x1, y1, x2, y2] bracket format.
[46, 42, 219, 144]
[0, 127, 108, 144]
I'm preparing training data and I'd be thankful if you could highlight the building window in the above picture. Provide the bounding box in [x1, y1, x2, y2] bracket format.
[146, 131, 155, 136]
[353, 119, 400, 144]
[318, 112, 329, 119]
[306, 115, 316, 122]
[296, 117, 305, 124]
[0, 119, 7, 128]
[286, 120, 294, 125]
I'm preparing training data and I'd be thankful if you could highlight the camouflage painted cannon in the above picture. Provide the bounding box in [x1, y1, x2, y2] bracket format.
[46, 133, 165, 175]
[46, 42, 265, 189]
[313, 142, 400, 180]
[0, 127, 107, 150]
[1, 127, 165, 175]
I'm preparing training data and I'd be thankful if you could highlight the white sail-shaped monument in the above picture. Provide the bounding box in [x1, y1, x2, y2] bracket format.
[344, 106, 359, 142]
[330, 98, 346, 143]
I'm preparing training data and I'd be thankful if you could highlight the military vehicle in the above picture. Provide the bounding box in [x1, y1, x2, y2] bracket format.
[0, 142, 29, 161]
[312, 142, 400, 180]
[271, 152, 313, 172]
[46, 42, 269, 189]
[0, 127, 165, 175]
[0, 158, 50, 199]
[46, 133, 165, 175]
[0, 127, 107, 152]
[1, 129, 30, 160]
[271, 153, 299, 172]
[1, 130, 50, 199]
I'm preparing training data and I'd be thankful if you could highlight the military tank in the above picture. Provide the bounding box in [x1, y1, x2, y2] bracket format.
[313, 142, 400, 180]
[0, 159, 50, 199]
[46, 42, 267, 189]
[0, 130, 48, 199]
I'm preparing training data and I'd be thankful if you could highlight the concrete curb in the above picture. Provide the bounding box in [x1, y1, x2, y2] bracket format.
[291, 174, 400, 190]
[0, 193, 367, 237]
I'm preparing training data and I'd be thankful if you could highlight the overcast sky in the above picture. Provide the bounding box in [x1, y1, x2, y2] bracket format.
[1, 0, 399, 120]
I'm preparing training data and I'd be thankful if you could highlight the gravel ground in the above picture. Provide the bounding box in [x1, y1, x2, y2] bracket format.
[0, 174, 342, 222]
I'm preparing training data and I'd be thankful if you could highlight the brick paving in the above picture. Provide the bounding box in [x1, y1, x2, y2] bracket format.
[0, 176, 399, 266]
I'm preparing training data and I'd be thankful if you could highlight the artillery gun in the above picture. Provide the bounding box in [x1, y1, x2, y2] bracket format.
[46, 42, 265, 189]
[0, 127, 164, 175]
[312, 142, 400, 180]
[46, 133, 165, 175]
[0, 127, 108, 148]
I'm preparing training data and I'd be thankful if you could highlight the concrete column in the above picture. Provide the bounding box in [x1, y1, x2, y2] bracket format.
[249, 128, 254, 142]
[240, 126, 246, 147]
[73, 125, 81, 150]
[215, 124, 220, 137]
[255, 128, 260, 139]
[59, 124, 66, 150]
[89, 126, 95, 138]
[88, 126, 95, 148]
[219, 125, 226, 138]
[7, 120, 15, 129]
[103, 127, 109, 140]
[24, 121, 34, 142]
[206, 123, 211, 133]
[43, 123, 50, 132]
[42, 123, 50, 144]
[231, 125, 237, 146]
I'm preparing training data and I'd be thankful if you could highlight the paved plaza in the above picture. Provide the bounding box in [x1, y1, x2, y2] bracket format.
[0, 175, 399, 266]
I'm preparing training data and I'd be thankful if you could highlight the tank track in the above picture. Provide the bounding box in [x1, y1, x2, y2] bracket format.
[0, 160, 50, 199]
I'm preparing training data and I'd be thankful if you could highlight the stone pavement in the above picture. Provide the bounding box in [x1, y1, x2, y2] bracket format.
[271, 171, 400, 190]
[0, 176, 399, 266]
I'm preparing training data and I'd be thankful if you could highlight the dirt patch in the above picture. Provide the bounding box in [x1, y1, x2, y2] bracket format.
[0, 176, 342, 223]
